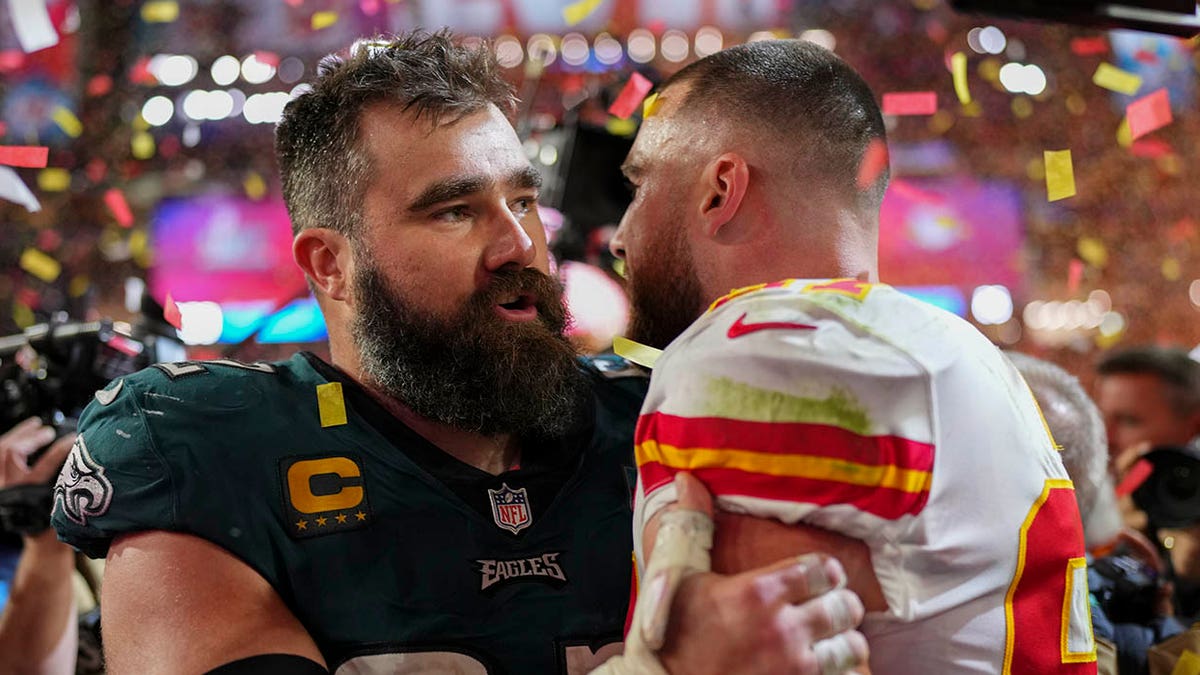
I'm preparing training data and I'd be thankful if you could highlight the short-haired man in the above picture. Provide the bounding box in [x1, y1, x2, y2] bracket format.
[52, 31, 864, 674]
[612, 39, 1097, 672]
[1096, 346, 1200, 473]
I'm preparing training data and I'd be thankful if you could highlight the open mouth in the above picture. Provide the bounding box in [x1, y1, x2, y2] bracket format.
[495, 294, 538, 321]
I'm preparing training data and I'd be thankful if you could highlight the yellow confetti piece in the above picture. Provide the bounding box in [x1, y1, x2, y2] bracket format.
[612, 336, 661, 369]
[951, 52, 971, 104]
[311, 11, 339, 30]
[1173, 650, 1200, 675]
[562, 0, 603, 26]
[129, 229, 152, 268]
[12, 302, 34, 329]
[977, 57, 1001, 82]
[132, 114, 150, 132]
[642, 92, 661, 119]
[605, 117, 637, 137]
[244, 172, 267, 200]
[20, 248, 61, 283]
[1092, 63, 1142, 96]
[52, 107, 82, 138]
[1117, 117, 1132, 148]
[37, 168, 70, 192]
[141, 0, 179, 23]
[1077, 237, 1108, 269]
[612, 258, 626, 279]
[1025, 157, 1045, 181]
[68, 275, 90, 298]
[927, 110, 954, 135]
[1011, 97, 1033, 119]
[131, 131, 155, 159]
[960, 100, 983, 118]
[1044, 150, 1076, 202]
[317, 382, 348, 427]
[1162, 257, 1182, 281]
[1065, 94, 1087, 116]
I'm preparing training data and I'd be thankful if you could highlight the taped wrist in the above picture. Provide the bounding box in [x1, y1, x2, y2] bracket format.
[592, 508, 714, 675]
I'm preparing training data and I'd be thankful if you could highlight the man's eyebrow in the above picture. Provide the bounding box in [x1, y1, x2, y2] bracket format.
[508, 165, 543, 191]
[406, 175, 489, 213]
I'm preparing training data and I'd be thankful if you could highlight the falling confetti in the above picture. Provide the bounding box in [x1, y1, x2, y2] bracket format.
[1043, 150, 1076, 202]
[140, 1, 180, 23]
[642, 92, 661, 119]
[1077, 237, 1108, 269]
[20, 248, 61, 283]
[0, 146, 48, 168]
[132, 132, 156, 159]
[563, 0, 604, 27]
[1067, 259, 1084, 294]
[0, 166, 41, 212]
[856, 138, 889, 190]
[881, 91, 938, 116]
[1126, 88, 1172, 140]
[7, 0, 58, 53]
[316, 382, 349, 427]
[52, 107, 82, 138]
[104, 189, 134, 227]
[1115, 459, 1153, 497]
[37, 168, 70, 192]
[164, 292, 183, 329]
[244, 172, 267, 200]
[311, 11, 338, 30]
[951, 52, 971, 105]
[1092, 63, 1142, 96]
[1070, 37, 1108, 56]
[608, 72, 653, 120]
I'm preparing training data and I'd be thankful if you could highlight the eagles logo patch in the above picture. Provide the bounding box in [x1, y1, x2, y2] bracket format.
[53, 435, 114, 526]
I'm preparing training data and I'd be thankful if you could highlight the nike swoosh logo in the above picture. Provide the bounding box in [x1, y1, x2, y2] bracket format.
[726, 313, 818, 339]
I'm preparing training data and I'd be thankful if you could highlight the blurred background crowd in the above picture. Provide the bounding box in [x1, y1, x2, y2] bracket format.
[0, 0, 1199, 673]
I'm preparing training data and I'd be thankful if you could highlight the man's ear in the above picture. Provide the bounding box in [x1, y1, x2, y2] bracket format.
[293, 228, 353, 302]
[697, 152, 749, 239]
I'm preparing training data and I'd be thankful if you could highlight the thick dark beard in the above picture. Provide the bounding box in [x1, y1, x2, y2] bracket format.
[626, 229, 707, 350]
[351, 261, 587, 438]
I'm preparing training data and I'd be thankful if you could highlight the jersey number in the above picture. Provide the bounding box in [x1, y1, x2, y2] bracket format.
[1003, 479, 1096, 674]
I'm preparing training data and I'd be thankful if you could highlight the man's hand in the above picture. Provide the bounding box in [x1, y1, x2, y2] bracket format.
[657, 474, 868, 675]
[0, 417, 74, 489]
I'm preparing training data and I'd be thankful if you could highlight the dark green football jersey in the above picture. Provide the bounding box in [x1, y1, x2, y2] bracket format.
[52, 352, 647, 674]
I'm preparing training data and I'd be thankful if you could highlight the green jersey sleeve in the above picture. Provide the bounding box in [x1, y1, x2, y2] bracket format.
[52, 374, 177, 559]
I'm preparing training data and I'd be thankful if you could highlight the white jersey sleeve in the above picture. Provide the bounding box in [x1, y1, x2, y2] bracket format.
[631, 279, 1097, 674]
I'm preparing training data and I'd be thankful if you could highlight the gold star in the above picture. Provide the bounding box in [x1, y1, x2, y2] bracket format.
[355, 511, 367, 521]
[335, 513, 347, 524]
[295, 519, 308, 530]
[315, 516, 328, 527]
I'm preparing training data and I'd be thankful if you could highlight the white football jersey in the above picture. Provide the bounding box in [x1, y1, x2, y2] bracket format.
[632, 279, 1096, 674]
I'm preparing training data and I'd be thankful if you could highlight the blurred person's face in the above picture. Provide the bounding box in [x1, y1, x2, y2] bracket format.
[610, 84, 708, 350]
[347, 103, 585, 436]
[1096, 373, 1200, 459]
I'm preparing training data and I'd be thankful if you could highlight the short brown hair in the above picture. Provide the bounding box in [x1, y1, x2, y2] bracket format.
[275, 29, 517, 237]
[663, 39, 888, 211]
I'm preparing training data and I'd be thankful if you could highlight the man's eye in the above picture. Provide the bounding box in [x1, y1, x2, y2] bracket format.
[434, 206, 470, 222]
[510, 196, 537, 217]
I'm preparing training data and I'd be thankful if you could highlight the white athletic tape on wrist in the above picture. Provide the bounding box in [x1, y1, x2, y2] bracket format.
[589, 508, 714, 675]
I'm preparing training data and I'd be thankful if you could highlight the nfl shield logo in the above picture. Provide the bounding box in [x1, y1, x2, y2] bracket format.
[488, 483, 532, 534]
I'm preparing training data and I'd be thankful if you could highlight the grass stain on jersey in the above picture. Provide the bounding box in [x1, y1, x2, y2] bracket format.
[701, 376, 870, 434]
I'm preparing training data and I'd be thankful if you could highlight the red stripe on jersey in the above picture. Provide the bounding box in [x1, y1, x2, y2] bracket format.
[635, 412, 934, 472]
[640, 461, 931, 520]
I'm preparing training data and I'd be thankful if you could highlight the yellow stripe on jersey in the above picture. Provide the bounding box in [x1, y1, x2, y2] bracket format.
[636, 439, 933, 494]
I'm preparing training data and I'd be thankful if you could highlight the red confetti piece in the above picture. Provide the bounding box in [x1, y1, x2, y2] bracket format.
[1070, 37, 1108, 56]
[1115, 458, 1153, 497]
[253, 50, 280, 67]
[1131, 138, 1172, 159]
[1126, 88, 1172, 140]
[85, 158, 107, 183]
[17, 288, 41, 309]
[855, 138, 889, 190]
[164, 292, 183, 329]
[284, 0, 303, 5]
[1067, 258, 1084, 294]
[1134, 49, 1158, 64]
[881, 91, 938, 116]
[36, 229, 62, 251]
[0, 50, 24, 72]
[86, 74, 113, 97]
[0, 146, 49, 168]
[1168, 218, 1196, 244]
[359, 0, 381, 15]
[608, 72, 654, 120]
[129, 56, 156, 85]
[888, 178, 947, 205]
[104, 188, 134, 227]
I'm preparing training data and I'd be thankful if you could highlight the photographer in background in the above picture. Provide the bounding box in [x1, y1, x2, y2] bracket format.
[1096, 347, 1200, 480]
[0, 418, 77, 675]
[1010, 352, 1185, 675]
